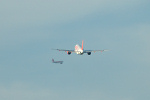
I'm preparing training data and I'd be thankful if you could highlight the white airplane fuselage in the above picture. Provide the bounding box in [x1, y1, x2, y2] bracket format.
[75, 44, 84, 55]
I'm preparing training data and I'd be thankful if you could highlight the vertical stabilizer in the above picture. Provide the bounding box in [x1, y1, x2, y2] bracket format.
[82, 40, 84, 50]
[52, 59, 54, 62]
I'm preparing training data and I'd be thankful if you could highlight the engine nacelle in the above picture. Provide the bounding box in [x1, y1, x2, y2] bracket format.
[87, 52, 91, 55]
[67, 51, 71, 55]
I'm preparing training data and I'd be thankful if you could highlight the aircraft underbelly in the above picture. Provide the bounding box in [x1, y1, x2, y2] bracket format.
[76, 51, 84, 55]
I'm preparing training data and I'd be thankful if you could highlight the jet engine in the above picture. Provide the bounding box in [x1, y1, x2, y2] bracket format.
[67, 51, 71, 55]
[87, 52, 91, 55]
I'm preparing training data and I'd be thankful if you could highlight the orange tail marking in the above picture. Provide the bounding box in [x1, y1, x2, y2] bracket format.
[82, 40, 84, 50]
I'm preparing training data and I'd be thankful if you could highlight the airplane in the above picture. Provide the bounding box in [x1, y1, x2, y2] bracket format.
[52, 59, 63, 64]
[53, 40, 108, 55]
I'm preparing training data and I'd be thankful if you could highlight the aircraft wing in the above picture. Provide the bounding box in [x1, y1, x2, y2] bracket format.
[53, 49, 75, 52]
[84, 49, 109, 53]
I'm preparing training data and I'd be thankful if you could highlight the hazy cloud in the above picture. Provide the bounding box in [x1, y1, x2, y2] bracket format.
[0, 82, 57, 100]
[0, 0, 146, 27]
[0, 0, 148, 47]
[0, 82, 134, 100]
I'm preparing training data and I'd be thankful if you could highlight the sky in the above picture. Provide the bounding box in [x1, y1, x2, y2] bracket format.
[0, 0, 150, 100]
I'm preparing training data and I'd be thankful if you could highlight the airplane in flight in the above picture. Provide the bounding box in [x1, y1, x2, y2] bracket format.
[53, 40, 108, 55]
[52, 59, 63, 64]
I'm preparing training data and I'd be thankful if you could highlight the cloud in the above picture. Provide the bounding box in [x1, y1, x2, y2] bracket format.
[131, 24, 150, 64]
[0, 82, 134, 100]
[103, 23, 150, 65]
[0, 0, 149, 50]
[0, 0, 146, 28]
[0, 82, 57, 100]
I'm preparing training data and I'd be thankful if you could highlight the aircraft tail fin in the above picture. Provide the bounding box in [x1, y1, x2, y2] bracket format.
[75, 40, 84, 51]
[82, 40, 84, 50]
[52, 59, 54, 62]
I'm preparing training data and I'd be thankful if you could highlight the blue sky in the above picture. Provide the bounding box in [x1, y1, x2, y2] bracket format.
[0, 0, 150, 100]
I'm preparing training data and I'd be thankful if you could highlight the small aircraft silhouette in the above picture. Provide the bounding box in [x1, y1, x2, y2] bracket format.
[52, 59, 63, 64]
